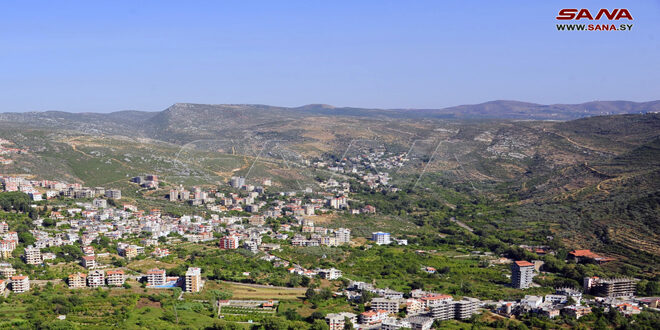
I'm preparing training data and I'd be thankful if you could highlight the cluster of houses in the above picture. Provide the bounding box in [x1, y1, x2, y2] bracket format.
[505, 258, 643, 320]
[1, 176, 121, 202]
[326, 284, 480, 329]
[490, 280, 648, 320]
[0, 139, 27, 165]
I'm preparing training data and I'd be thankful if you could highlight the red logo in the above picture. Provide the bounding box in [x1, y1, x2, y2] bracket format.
[556, 9, 633, 20]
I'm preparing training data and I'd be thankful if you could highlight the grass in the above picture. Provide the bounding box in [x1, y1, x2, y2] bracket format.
[216, 281, 306, 300]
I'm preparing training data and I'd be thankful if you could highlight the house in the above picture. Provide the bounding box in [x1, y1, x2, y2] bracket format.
[147, 268, 166, 286]
[68, 272, 87, 288]
[562, 305, 592, 319]
[569, 249, 614, 264]
[10, 275, 30, 293]
[106, 270, 125, 286]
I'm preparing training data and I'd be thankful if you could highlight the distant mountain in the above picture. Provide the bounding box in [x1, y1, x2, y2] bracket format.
[413, 100, 660, 120]
[1, 100, 659, 141]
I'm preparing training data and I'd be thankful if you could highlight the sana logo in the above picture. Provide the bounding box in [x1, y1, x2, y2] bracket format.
[556, 9, 633, 20]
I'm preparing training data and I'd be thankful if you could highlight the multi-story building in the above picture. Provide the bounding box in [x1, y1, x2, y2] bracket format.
[371, 298, 400, 314]
[106, 270, 126, 286]
[23, 246, 41, 265]
[0, 240, 16, 259]
[371, 232, 391, 245]
[185, 267, 202, 293]
[420, 294, 453, 308]
[0, 264, 16, 278]
[10, 275, 30, 293]
[404, 316, 434, 330]
[317, 268, 342, 280]
[584, 277, 636, 298]
[325, 312, 357, 330]
[381, 317, 411, 330]
[511, 260, 535, 289]
[68, 272, 87, 288]
[359, 309, 389, 324]
[430, 299, 455, 321]
[335, 228, 351, 244]
[87, 270, 105, 288]
[92, 198, 107, 208]
[454, 297, 479, 320]
[219, 235, 239, 250]
[147, 268, 166, 286]
[119, 245, 138, 259]
[0, 222, 8, 233]
[105, 189, 122, 199]
[230, 176, 245, 188]
[82, 255, 96, 269]
[430, 297, 479, 321]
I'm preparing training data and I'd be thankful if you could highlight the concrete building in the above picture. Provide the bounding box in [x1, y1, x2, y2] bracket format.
[10, 275, 29, 293]
[335, 228, 351, 244]
[87, 270, 105, 288]
[317, 268, 342, 280]
[82, 255, 96, 269]
[371, 232, 391, 245]
[404, 316, 434, 330]
[584, 277, 636, 298]
[92, 198, 107, 208]
[230, 176, 245, 188]
[23, 246, 41, 265]
[381, 317, 411, 330]
[359, 309, 388, 324]
[147, 268, 166, 286]
[371, 297, 400, 313]
[219, 235, 239, 250]
[68, 272, 87, 288]
[325, 312, 357, 330]
[430, 297, 479, 321]
[106, 270, 126, 286]
[511, 260, 535, 289]
[105, 189, 122, 199]
[562, 305, 592, 319]
[185, 267, 202, 293]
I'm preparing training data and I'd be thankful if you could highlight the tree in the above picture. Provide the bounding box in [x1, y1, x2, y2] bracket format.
[311, 319, 329, 330]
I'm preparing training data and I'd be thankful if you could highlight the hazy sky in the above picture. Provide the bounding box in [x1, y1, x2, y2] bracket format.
[2, 0, 659, 112]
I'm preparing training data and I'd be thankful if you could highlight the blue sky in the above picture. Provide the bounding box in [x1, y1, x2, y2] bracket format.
[1, 0, 659, 112]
